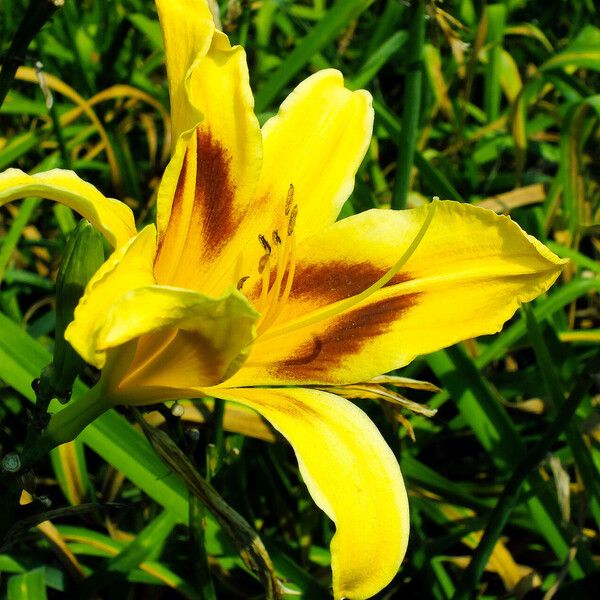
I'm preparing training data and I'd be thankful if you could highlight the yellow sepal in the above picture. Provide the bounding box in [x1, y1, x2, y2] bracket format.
[208, 386, 409, 600]
[0, 168, 136, 247]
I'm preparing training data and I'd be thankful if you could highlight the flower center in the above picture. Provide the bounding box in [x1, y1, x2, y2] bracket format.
[255, 200, 438, 343]
[237, 184, 299, 335]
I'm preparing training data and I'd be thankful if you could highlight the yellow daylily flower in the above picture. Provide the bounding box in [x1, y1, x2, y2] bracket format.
[0, 1, 566, 598]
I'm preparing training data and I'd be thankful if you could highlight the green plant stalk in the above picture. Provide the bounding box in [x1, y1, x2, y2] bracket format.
[209, 398, 226, 479]
[391, 0, 425, 210]
[132, 410, 281, 599]
[20, 384, 113, 470]
[0, 0, 63, 110]
[483, 4, 506, 122]
[452, 349, 600, 600]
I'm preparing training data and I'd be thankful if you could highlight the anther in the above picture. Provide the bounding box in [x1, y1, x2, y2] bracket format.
[258, 253, 269, 274]
[258, 234, 271, 254]
[288, 204, 298, 236]
[237, 275, 250, 290]
[272, 230, 282, 245]
[285, 184, 295, 216]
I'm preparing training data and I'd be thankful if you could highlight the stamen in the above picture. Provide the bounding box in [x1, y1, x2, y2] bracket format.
[258, 234, 271, 254]
[256, 201, 438, 343]
[258, 234, 297, 333]
[272, 230, 282, 246]
[258, 253, 269, 274]
[237, 275, 250, 290]
[258, 252, 271, 308]
[257, 232, 292, 333]
[288, 204, 298, 236]
[285, 184, 295, 216]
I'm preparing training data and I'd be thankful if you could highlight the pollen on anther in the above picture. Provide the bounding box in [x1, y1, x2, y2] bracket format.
[285, 184, 295, 216]
[272, 230, 282, 245]
[288, 204, 298, 236]
[237, 275, 250, 290]
[258, 234, 271, 254]
[258, 254, 269, 274]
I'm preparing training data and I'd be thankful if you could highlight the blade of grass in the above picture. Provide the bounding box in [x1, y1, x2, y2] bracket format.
[0, 199, 40, 283]
[451, 350, 600, 600]
[57, 525, 198, 597]
[477, 278, 600, 368]
[254, 0, 374, 112]
[50, 441, 90, 505]
[427, 345, 595, 577]
[483, 4, 507, 122]
[7, 567, 47, 600]
[374, 97, 465, 201]
[391, 0, 425, 210]
[79, 510, 177, 595]
[189, 495, 217, 600]
[522, 304, 600, 531]
[348, 30, 408, 90]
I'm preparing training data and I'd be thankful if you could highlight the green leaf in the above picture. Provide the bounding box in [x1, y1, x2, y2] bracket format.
[541, 25, 600, 72]
[426, 345, 595, 578]
[483, 4, 507, 121]
[80, 510, 178, 594]
[129, 13, 163, 49]
[255, 0, 374, 112]
[7, 567, 47, 600]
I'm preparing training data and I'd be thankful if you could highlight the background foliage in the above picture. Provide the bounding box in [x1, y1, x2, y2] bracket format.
[0, 0, 599, 598]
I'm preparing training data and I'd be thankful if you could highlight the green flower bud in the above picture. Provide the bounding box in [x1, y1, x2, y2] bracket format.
[40, 220, 104, 402]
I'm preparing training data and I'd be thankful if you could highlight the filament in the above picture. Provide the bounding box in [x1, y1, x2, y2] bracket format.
[256, 201, 437, 343]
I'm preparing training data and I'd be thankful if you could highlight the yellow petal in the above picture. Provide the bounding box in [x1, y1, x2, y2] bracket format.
[155, 0, 214, 143]
[228, 201, 566, 386]
[0, 168, 136, 247]
[101, 287, 259, 402]
[153, 27, 262, 294]
[186, 29, 262, 193]
[234, 70, 373, 284]
[209, 386, 408, 600]
[65, 225, 158, 367]
[258, 70, 372, 239]
[153, 119, 261, 294]
[66, 222, 258, 397]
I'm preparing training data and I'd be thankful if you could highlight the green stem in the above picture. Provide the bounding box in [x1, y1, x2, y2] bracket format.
[208, 398, 225, 480]
[391, 0, 425, 210]
[21, 384, 112, 469]
[0, 0, 63, 110]
[451, 350, 600, 600]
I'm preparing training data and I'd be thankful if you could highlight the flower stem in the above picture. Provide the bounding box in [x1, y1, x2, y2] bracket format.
[20, 384, 112, 470]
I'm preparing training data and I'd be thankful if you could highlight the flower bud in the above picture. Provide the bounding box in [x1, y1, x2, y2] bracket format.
[40, 220, 104, 402]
